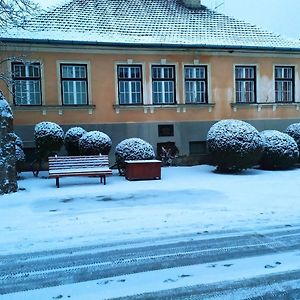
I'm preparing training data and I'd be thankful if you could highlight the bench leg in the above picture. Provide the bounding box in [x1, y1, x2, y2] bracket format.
[99, 176, 106, 185]
[56, 177, 60, 188]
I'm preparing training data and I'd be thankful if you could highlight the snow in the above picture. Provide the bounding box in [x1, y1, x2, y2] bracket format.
[79, 131, 112, 155]
[12, 133, 23, 149]
[0, 98, 13, 119]
[125, 159, 161, 163]
[34, 121, 64, 140]
[3, 251, 300, 300]
[207, 119, 262, 152]
[261, 130, 299, 156]
[207, 119, 264, 170]
[64, 127, 86, 142]
[115, 138, 155, 162]
[15, 145, 25, 162]
[64, 127, 87, 155]
[1, 165, 300, 298]
[286, 122, 300, 146]
[260, 130, 299, 169]
[1, 165, 300, 255]
[34, 0, 71, 10]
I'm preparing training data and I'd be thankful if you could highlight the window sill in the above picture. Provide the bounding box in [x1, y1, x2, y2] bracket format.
[12, 105, 96, 115]
[231, 102, 300, 112]
[113, 103, 215, 114]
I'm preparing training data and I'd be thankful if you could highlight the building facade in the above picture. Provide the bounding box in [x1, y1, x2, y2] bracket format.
[1, 0, 300, 161]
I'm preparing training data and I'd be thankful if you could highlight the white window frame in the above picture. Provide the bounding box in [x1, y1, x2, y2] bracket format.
[234, 65, 257, 103]
[11, 61, 43, 106]
[274, 65, 295, 103]
[57, 60, 92, 106]
[117, 65, 143, 105]
[151, 65, 176, 105]
[183, 65, 208, 104]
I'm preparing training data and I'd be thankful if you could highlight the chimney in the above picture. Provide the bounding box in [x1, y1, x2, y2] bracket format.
[182, 0, 202, 9]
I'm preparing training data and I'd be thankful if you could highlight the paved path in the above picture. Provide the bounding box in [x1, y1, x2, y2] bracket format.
[1, 224, 300, 298]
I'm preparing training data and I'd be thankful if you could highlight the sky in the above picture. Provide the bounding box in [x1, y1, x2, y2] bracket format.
[203, 0, 300, 40]
[35, 0, 300, 40]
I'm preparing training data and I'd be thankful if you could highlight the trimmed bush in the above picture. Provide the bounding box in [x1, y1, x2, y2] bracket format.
[34, 121, 64, 161]
[79, 131, 112, 155]
[285, 123, 300, 150]
[259, 130, 299, 170]
[115, 138, 155, 175]
[64, 127, 87, 156]
[207, 119, 264, 172]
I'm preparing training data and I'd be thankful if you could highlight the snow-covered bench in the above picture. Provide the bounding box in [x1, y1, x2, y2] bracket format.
[48, 155, 112, 188]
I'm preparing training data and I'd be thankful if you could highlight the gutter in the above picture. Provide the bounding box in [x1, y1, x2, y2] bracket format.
[1, 37, 300, 53]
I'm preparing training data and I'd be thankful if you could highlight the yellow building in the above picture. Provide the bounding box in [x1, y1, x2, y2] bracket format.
[1, 0, 300, 161]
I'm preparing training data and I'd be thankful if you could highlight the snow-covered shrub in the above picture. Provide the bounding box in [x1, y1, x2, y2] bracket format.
[13, 134, 26, 173]
[259, 130, 299, 170]
[115, 138, 155, 175]
[285, 123, 300, 152]
[34, 121, 64, 160]
[64, 127, 87, 156]
[12, 133, 24, 148]
[79, 131, 112, 155]
[207, 119, 264, 172]
[15, 145, 25, 162]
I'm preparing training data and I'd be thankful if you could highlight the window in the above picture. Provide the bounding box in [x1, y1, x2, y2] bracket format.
[12, 62, 42, 106]
[158, 124, 174, 137]
[275, 66, 295, 102]
[152, 65, 176, 104]
[60, 64, 88, 105]
[117, 65, 143, 105]
[184, 66, 208, 103]
[235, 66, 256, 103]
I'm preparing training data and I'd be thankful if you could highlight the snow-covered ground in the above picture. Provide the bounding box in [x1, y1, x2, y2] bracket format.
[1, 165, 300, 299]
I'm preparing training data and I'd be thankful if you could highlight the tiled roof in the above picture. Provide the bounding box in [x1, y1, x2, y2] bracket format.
[2, 0, 300, 50]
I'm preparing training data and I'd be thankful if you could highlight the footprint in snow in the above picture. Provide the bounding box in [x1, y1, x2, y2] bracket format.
[265, 261, 282, 269]
[179, 274, 192, 278]
[264, 264, 276, 269]
[223, 264, 233, 267]
[164, 278, 178, 283]
[97, 279, 113, 285]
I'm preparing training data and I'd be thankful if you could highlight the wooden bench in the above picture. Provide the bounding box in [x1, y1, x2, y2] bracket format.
[48, 155, 112, 188]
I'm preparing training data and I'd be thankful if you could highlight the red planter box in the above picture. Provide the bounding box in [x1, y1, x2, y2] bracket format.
[125, 160, 161, 181]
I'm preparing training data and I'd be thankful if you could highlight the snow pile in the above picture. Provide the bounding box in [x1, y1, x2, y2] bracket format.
[207, 119, 264, 172]
[115, 138, 155, 174]
[285, 123, 300, 150]
[34, 121, 64, 159]
[64, 127, 87, 156]
[259, 130, 299, 170]
[79, 131, 112, 155]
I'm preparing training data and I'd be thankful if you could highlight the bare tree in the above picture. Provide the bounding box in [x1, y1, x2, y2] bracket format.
[0, 0, 39, 29]
[0, 1, 41, 92]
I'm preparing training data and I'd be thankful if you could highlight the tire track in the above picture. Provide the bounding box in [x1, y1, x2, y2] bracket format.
[1, 226, 300, 295]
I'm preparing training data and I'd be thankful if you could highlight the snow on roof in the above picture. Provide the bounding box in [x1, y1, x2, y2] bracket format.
[2, 0, 300, 51]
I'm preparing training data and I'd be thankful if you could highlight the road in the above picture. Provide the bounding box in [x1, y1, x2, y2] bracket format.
[1, 224, 300, 299]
